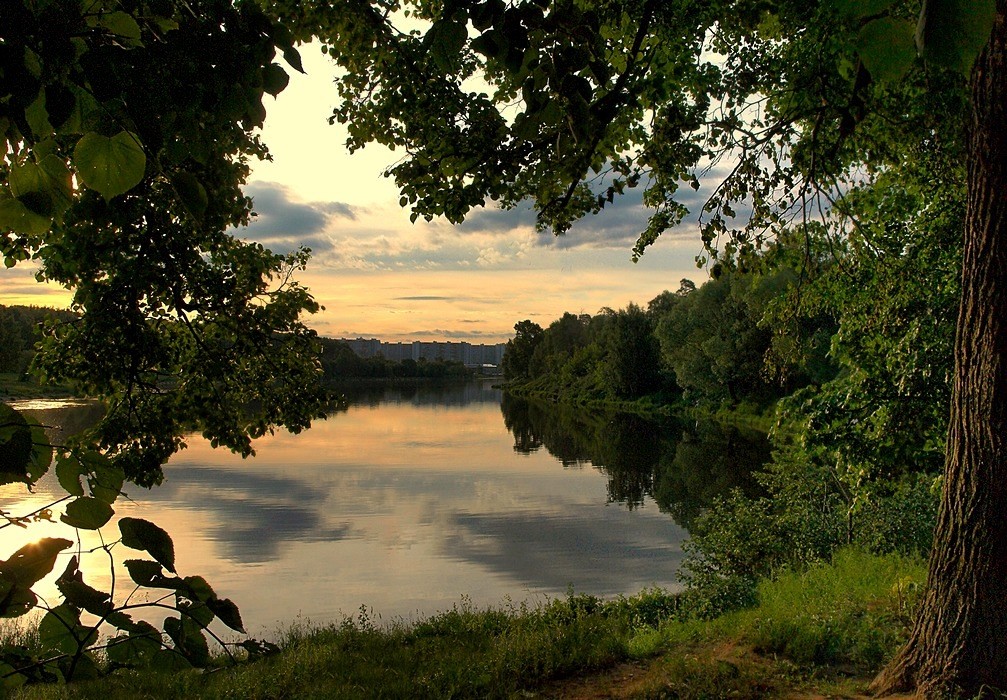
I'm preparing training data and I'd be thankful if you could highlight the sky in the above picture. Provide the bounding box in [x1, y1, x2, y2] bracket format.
[1, 47, 709, 344]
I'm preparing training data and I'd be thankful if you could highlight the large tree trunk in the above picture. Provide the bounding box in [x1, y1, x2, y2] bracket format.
[871, 5, 1007, 697]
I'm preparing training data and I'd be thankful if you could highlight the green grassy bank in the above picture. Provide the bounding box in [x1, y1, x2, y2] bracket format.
[7, 549, 925, 699]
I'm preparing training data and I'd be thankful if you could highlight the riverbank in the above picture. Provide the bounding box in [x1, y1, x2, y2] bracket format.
[0, 374, 75, 401]
[501, 380, 779, 433]
[9, 549, 923, 699]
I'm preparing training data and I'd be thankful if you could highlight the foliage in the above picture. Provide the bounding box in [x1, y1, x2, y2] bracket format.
[0, 306, 76, 374]
[3, 0, 325, 486]
[501, 319, 543, 381]
[1, 0, 325, 689]
[679, 442, 939, 618]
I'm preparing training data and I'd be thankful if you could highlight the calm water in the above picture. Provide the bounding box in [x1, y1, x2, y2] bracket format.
[3, 382, 767, 636]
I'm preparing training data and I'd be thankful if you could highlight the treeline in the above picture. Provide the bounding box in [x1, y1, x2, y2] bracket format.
[318, 337, 471, 381]
[503, 254, 834, 411]
[0, 305, 77, 374]
[1, 310, 471, 383]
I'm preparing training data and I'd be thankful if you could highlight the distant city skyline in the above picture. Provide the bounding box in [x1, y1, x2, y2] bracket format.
[338, 337, 506, 367]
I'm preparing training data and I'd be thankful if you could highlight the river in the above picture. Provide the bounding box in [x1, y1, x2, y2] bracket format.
[2, 381, 768, 636]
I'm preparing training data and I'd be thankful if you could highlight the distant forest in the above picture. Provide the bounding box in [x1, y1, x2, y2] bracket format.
[0, 305, 469, 381]
[317, 337, 471, 380]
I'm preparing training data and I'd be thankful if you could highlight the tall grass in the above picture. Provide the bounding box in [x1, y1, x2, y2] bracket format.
[10, 549, 925, 700]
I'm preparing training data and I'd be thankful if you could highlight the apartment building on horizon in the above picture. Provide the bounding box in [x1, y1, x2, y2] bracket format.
[338, 337, 506, 368]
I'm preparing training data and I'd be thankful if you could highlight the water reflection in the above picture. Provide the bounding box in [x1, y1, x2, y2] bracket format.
[1, 383, 766, 633]
[500, 394, 770, 528]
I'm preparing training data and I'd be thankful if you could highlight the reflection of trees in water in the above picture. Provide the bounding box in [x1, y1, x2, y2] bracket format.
[331, 381, 502, 410]
[500, 394, 768, 527]
[652, 420, 770, 529]
[20, 402, 106, 445]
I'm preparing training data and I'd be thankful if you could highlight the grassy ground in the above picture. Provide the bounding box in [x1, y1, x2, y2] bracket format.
[0, 373, 75, 400]
[5, 549, 926, 699]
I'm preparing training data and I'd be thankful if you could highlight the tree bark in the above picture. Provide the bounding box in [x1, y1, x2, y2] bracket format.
[871, 5, 1007, 697]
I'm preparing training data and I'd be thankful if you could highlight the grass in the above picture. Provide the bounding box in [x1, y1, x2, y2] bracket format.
[6, 549, 926, 699]
[0, 373, 75, 400]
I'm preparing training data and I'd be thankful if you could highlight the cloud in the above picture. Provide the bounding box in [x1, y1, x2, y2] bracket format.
[241, 181, 358, 256]
[394, 296, 450, 301]
[407, 328, 510, 340]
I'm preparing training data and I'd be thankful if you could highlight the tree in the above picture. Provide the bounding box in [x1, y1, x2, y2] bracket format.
[502, 319, 544, 379]
[2, 0, 325, 485]
[601, 302, 661, 399]
[289, 0, 1002, 693]
[870, 5, 1007, 694]
[0, 0, 323, 679]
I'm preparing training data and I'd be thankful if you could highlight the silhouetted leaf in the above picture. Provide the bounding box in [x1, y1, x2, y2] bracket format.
[0, 583, 37, 618]
[60, 496, 114, 530]
[55, 453, 85, 497]
[163, 616, 209, 666]
[0, 538, 73, 588]
[123, 559, 183, 589]
[207, 597, 244, 633]
[119, 517, 175, 572]
[171, 172, 208, 219]
[262, 63, 289, 96]
[56, 556, 111, 615]
[239, 638, 280, 661]
[0, 404, 34, 485]
[26, 416, 52, 482]
[150, 648, 192, 673]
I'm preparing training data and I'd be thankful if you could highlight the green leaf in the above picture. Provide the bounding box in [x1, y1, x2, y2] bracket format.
[0, 197, 51, 235]
[74, 131, 146, 200]
[171, 172, 208, 219]
[25, 91, 52, 138]
[262, 63, 289, 96]
[0, 661, 26, 691]
[119, 517, 175, 572]
[833, 0, 897, 19]
[98, 11, 142, 47]
[917, 0, 996, 73]
[150, 648, 192, 674]
[60, 496, 114, 530]
[38, 604, 83, 655]
[83, 451, 124, 504]
[0, 538, 73, 588]
[857, 18, 916, 82]
[55, 453, 85, 497]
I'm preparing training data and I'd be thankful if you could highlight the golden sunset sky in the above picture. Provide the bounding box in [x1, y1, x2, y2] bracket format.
[1, 47, 709, 343]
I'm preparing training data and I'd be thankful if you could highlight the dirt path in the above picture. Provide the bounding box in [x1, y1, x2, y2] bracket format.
[525, 646, 919, 699]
